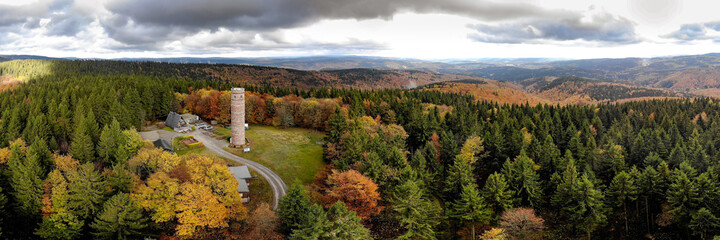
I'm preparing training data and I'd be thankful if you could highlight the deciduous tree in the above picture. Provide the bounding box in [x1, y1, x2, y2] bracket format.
[499, 208, 544, 240]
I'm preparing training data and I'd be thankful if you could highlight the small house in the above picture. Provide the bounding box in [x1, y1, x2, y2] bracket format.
[229, 166, 253, 202]
[237, 180, 250, 203]
[165, 112, 186, 129]
[153, 139, 173, 152]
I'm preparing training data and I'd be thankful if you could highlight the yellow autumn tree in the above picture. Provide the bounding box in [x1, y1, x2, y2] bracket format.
[175, 183, 230, 237]
[481, 228, 508, 240]
[132, 154, 247, 238]
[128, 148, 181, 177]
[133, 172, 181, 223]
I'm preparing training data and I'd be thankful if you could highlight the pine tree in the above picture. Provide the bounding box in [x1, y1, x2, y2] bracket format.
[697, 171, 720, 214]
[444, 154, 475, 199]
[449, 184, 493, 240]
[502, 150, 542, 208]
[23, 113, 50, 144]
[84, 109, 100, 142]
[5, 107, 23, 144]
[278, 184, 312, 234]
[667, 171, 701, 224]
[35, 212, 84, 240]
[90, 193, 147, 239]
[643, 152, 663, 168]
[290, 204, 330, 240]
[97, 118, 122, 164]
[105, 164, 134, 195]
[27, 138, 52, 174]
[67, 163, 106, 220]
[325, 202, 371, 240]
[327, 107, 348, 144]
[668, 142, 687, 167]
[687, 128, 709, 171]
[552, 158, 607, 239]
[535, 135, 561, 178]
[483, 172, 515, 215]
[607, 171, 638, 236]
[689, 208, 720, 240]
[8, 140, 44, 217]
[394, 180, 441, 240]
[69, 120, 94, 163]
[638, 165, 663, 233]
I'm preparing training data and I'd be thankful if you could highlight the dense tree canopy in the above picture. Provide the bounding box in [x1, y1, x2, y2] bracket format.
[3, 59, 720, 239]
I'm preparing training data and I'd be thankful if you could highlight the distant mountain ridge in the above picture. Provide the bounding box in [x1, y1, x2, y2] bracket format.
[420, 76, 684, 105]
[4, 53, 720, 98]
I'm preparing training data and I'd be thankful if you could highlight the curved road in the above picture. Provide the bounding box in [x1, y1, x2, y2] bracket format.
[158, 130, 287, 209]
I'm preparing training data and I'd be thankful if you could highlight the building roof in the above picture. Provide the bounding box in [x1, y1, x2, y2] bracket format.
[165, 112, 184, 129]
[229, 166, 252, 179]
[153, 139, 173, 152]
[237, 179, 249, 193]
[181, 113, 198, 120]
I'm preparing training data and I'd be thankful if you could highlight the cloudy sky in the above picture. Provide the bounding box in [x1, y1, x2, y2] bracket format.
[0, 0, 719, 59]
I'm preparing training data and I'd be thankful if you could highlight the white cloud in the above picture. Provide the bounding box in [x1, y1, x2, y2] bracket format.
[1, 0, 720, 59]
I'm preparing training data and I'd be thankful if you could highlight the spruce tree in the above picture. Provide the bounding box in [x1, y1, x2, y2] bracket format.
[502, 150, 542, 208]
[483, 172, 515, 215]
[689, 208, 720, 240]
[667, 171, 701, 225]
[278, 184, 312, 234]
[607, 171, 638, 236]
[697, 171, 720, 214]
[84, 110, 100, 142]
[67, 163, 106, 220]
[90, 193, 147, 239]
[23, 113, 49, 144]
[325, 202, 371, 240]
[552, 158, 607, 239]
[394, 180, 441, 240]
[449, 184, 493, 240]
[8, 141, 44, 217]
[327, 107, 347, 144]
[643, 152, 663, 168]
[668, 142, 687, 167]
[97, 118, 122, 164]
[69, 120, 94, 163]
[35, 212, 84, 240]
[290, 204, 329, 240]
[639, 166, 662, 233]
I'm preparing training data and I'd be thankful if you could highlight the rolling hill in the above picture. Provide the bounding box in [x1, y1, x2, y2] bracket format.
[0, 58, 697, 105]
[419, 76, 685, 105]
[0, 59, 483, 90]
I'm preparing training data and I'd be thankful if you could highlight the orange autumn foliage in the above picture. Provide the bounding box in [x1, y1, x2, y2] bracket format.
[242, 203, 283, 240]
[321, 169, 382, 220]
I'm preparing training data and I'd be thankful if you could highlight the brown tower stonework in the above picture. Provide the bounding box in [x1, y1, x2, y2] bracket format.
[231, 88, 246, 146]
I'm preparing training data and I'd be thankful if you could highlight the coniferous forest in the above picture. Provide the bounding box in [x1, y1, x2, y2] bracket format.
[2, 59, 720, 239]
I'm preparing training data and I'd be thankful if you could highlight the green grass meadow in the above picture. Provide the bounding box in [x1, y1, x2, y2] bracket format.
[224, 125, 326, 185]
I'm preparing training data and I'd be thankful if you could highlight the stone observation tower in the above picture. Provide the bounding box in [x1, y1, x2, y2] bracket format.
[231, 88, 246, 146]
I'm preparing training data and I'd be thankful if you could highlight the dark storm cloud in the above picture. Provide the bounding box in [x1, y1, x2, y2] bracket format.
[0, 0, 642, 52]
[99, 0, 581, 46]
[104, 0, 560, 31]
[0, 0, 90, 37]
[664, 21, 720, 41]
[468, 13, 637, 44]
